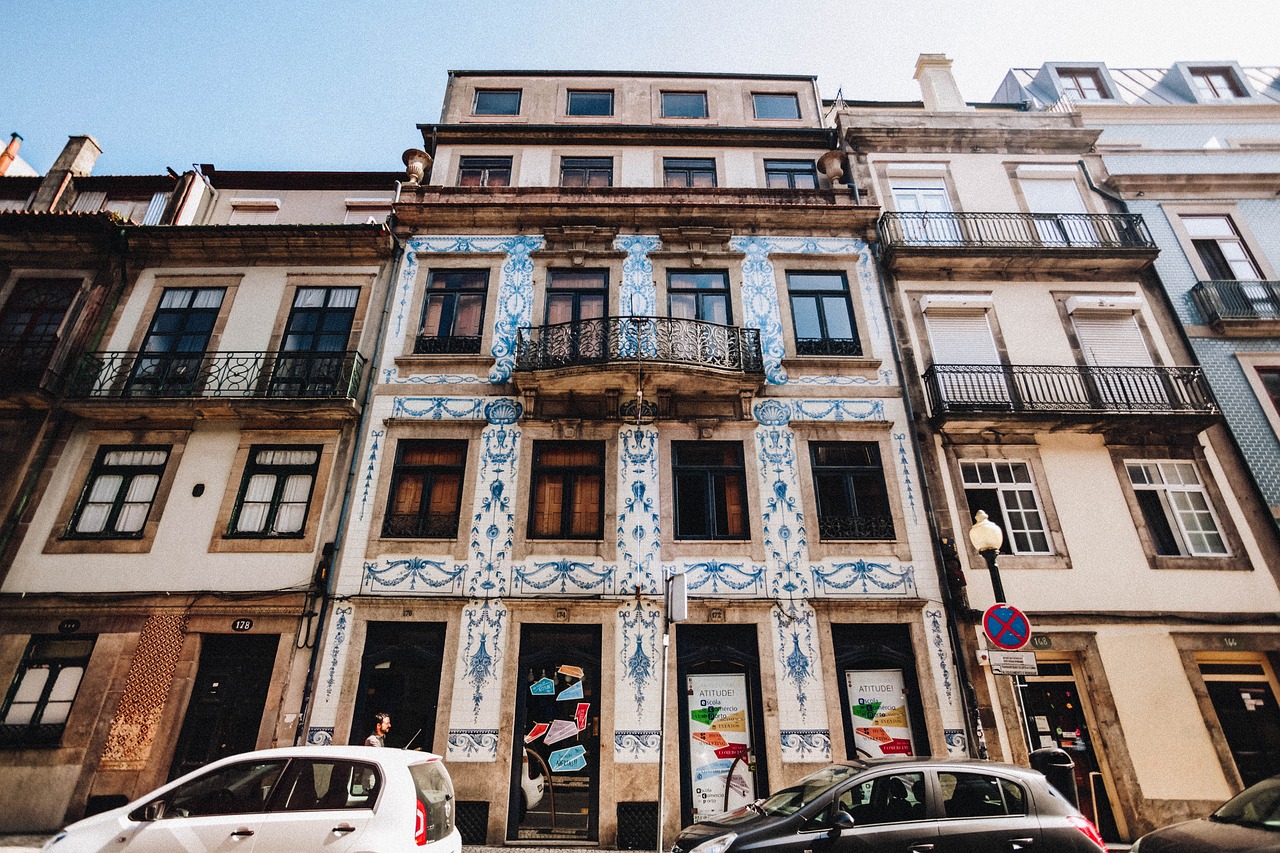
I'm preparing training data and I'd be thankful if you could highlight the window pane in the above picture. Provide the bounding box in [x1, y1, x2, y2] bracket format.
[243, 473, 276, 503]
[427, 473, 462, 517]
[675, 473, 710, 537]
[74, 504, 110, 533]
[941, 772, 1008, 818]
[531, 475, 565, 537]
[788, 272, 846, 291]
[670, 293, 697, 320]
[662, 92, 708, 118]
[391, 473, 426, 515]
[570, 474, 602, 536]
[453, 294, 483, 336]
[9, 666, 49, 704]
[567, 90, 613, 116]
[124, 473, 159, 503]
[753, 93, 800, 119]
[87, 474, 123, 504]
[273, 504, 306, 534]
[115, 502, 150, 533]
[790, 297, 821, 339]
[822, 297, 854, 338]
[474, 89, 521, 115]
[236, 503, 268, 533]
[47, 665, 85, 704]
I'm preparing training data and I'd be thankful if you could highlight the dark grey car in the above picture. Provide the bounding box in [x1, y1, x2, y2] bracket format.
[1130, 774, 1280, 852]
[671, 759, 1106, 853]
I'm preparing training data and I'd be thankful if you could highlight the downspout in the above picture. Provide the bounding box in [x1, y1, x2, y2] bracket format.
[871, 233, 986, 759]
[294, 225, 405, 745]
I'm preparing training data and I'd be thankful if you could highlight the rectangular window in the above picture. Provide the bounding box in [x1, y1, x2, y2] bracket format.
[271, 286, 359, 397]
[961, 461, 1051, 555]
[668, 271, 731, 325]
[0, 277, 78, 389]
[384, 440, 467, 539]
[128, 286, 225, 397]
[0, 636, 95, 747]
[560, 157, 613, 188]
[529, 441, 604, 539]
[68, 446, 170, 539]
[1192, 68, 1245, 100]
[753, 92, 800, 119]
[458, 157, 512, 187]
[764, 159, 818, 189]
[787, 271, 859, 356]
[473, 89, 521, 115]
[229, 446, 320, 538]
[1257, 367, 1280, 411]
[810, 442, 893, 540]
[417, 269, 488, 354]
[567, 90, 614, 117]
[1127, 461, 1228, 556]
[673, 441, 749, 540]
[661, 91, 708, 119]
[1058, 69, 1107, 100]
[1183, 215, 1263, 281]
[663, 158, 717, 188]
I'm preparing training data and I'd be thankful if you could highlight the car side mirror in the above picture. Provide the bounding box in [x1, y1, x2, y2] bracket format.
[828, 810, 856, 836]
[140, 800, 166, 821]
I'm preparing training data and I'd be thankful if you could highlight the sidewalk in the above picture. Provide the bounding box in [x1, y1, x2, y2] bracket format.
[0, 841, 1133, 852]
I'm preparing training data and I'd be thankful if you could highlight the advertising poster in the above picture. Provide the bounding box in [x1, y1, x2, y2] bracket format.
[846, 668, 916, 758]
[686, 673, 756, 821]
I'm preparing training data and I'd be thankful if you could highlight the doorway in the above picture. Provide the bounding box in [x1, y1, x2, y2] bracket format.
[348, 621, 446, 751]
[831, 624, 928, 759]
[168, 634, 278, 780]
[507, 624, 601, 843]
[1199, 655, 1280, 787]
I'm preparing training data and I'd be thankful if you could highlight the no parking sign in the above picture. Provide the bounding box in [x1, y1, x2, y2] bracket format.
[983, 603, 1032, 651]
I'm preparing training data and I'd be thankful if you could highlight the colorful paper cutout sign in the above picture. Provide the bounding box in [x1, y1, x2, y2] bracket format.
[530, 677, 556, 695]
[690, 705, 721, 726]
[558, 681, 584, 701]
[692, 731, 727, 748]
[852, 700, 882, 721]
[575, 702, 590, 731]
[715, 742, 749, 760]
[549, 745, 587, 773]
[694, 759, 734, 781]
[558, 665, 584, 678]
[525, 722, 549, 743]
[710, 709, 746, 732]
[544, 719, 580, 745]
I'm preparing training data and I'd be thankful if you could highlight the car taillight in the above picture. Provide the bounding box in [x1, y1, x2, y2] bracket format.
[416, 798, 429, 846]
[1067, 814, 1106, 850]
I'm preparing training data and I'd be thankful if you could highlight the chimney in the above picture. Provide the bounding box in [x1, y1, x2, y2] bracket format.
[31, 134, 103, 212]
[0, 133, 21, 177]
[914, 54, 973, 112]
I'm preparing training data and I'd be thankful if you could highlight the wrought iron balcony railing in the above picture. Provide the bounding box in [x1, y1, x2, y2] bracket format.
[382, 512, 461, 539]
[880, 212, 1154, 250]
[818, 515, 895, 541]
[67, 350, 365, 400]
[795, 337, 863, 357]
[515, 316, 764, 374]
[1190, 280, 1280, 325]
[924, 363, 1217, 416]
[413, 334, 483, 355]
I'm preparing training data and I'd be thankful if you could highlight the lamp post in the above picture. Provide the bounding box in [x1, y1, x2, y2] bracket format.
[967, 510, 1007, 603]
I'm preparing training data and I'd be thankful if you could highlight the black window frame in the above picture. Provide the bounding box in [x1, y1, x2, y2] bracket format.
[528, 441, 606, 540]
[0, 634, 96, 747]
[661, 91, 709, 119]
[667, 270, 732, 325]
[567, 89, 614, 117]
[416, 269, 489, 355]
[809, 441, 894, 541]
[127, 286, 225, 397]
[752, 92, 801, 120]
[227, 445, 322, 539]
[786, 270, 861, 356]
[663, 158, 717, 188]
[559, 157, 614, 188]
[1057, 68, 1109, 101]
[66, 445, 170, 539]
[672, 441, 750, 541]
[473, 89, 522, 116]
[764, 159, 819, 190]
[457, 156, 513, 188]
[383, 439, 469, 539]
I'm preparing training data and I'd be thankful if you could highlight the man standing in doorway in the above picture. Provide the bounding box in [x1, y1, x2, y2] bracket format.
[365, 712, 391, 747]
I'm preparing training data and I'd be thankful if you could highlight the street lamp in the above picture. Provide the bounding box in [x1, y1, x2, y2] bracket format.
[968, 510, 1008, 603]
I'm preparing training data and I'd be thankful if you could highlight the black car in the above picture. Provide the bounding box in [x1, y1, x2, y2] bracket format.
[671, 758, 1107, 853]
[1130, 773, 1280, 852]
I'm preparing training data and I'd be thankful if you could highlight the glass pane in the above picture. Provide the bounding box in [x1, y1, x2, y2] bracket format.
[244, 474, 276, 503]
[281, 474, 312, 503]
[10, 666, 50, 703]
[273, 504, 305, 534]
[328, 288, 359, 309]
[41, 699, 73, 726]
[256, 449, 318, 466]
[115, 502, 150, 533]
[87, 474, 123, 503]
[453, 295, 483, 336]
[568, 90, 613, 116]
[293, 288, 327, 309]
[1182, 216, 1234, 239]
[662, 92, 707, 118]
[788, 272, 846, 292]
[941, 772, 1008, 818]
[475, 90, 521, 115]
[702, 295, 728, 325]
[790, 298, 821, 339]
[159, 289, 193, 309]
[192, 289, 224, 309]
[236, 503, 268, 533]
[675, 473, 709, 537]
[124, 474, 159, 503]
[753, 93, 800, 119]
[75, 503, 109, 533]
[822, 297, 853, 338]
[766, 173, 790, 189]
[47, 666, 84, 703]
[670, 294, 696, 320]
[2, 702, 36, 725]
[422, 296, 448, 336]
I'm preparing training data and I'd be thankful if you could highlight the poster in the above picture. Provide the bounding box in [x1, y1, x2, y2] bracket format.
[687, 674, 756, 821]
[846, 668, 916, 758]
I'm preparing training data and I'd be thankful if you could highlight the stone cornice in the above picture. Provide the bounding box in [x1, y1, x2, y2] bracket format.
[842, 125, 1101, 155]
[420, 122, 835, 150]
[1106, 172, 1280, 197]
[122, 223, 396, 265]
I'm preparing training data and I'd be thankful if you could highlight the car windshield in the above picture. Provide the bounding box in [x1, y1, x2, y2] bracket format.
[758, 765, 864, 817]
[1213, 777, 1280, 830]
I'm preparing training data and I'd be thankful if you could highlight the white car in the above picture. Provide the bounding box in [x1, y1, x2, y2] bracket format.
[43, 745, 461, 853]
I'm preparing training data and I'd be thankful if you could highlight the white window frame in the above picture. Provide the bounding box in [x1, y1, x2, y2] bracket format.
[960, 460, 1053, 555]
[1126, 460, 1229, 557]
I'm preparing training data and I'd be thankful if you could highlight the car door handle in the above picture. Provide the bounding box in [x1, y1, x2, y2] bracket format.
[333, 823, 357, 834]
[230, 828, 255, 838]
[1007, 839, 1034, 851]
[909, 845, 935, 852]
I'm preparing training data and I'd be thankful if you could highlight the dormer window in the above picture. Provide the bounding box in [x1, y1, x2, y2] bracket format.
[1058, 69, 1108, 101]
[1191, 67, 1246, 100]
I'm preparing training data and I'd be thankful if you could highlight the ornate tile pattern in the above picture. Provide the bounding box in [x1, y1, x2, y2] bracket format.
[98, 613, 188, 770]
[810, 559, 916, 596]
[356, 429, 383, 522]
[769, 602, 831, 758]
[780, 729, 832, 763]
[615, 600, 662, 763]
[446, 599, 508, 762]
[925, 608, 955, 705]
[617, 426, 661, 594]
[615, 235, 661, 317]
[466, 400, 523, 599]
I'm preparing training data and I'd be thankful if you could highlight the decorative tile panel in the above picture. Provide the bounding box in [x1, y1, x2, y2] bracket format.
[614, 600, 662, 763]
[810, 559, 916, 597]
[756, 422, 811, 605]
[780, 729, 832, 763]
[769, 601, 830, 753]
[466, 401, 524, 599]
[98, 613, 188, 770]
[617, 426, 661, 594]
[615, 235, 661, 317]
[446, 599, 508, 762]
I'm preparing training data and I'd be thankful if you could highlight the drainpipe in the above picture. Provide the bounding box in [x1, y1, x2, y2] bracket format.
[294, 225, 405, 745]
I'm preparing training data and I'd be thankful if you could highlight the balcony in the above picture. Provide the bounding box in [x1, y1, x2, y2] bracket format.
[923, 363, 1218, 423]
[65, 350, 365, 420]
[817, 515, 895, 541]
[879, 212, 1157, 275]
[1190, 280, 1280, 333]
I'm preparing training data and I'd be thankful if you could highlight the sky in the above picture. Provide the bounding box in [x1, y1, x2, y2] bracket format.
[4, 0, 1280, 175]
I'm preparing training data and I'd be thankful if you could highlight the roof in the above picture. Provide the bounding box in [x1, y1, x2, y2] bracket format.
[1004, 64, 1280, 108]
[448, 69, 818, 82]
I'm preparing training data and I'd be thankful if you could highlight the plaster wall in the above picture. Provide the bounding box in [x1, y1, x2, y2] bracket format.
[204, 188, 391, 225]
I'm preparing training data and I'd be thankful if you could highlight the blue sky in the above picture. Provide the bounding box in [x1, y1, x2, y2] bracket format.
[4, 0, 1279, 175]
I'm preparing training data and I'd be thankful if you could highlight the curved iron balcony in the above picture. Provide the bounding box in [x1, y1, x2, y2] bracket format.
[924, 363, 1217, 416]
[1190, 280, 1280, 327]
[515, 316, 764, 374]
[880, 211, 1153, 249]
[67, 350, 365, 399]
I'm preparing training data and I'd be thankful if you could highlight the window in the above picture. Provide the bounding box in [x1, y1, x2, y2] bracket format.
[543, 270, 608, 364]
[753, 92, 800, 120]
[764, 159, 818, 189]
[787, 271, 859, 356]
[661, 91, 708, 119]
[271, 286, 359, 397]
[473, 89, 522, 115]
[1183, 216, 1263, 281]
[227, 199, 279, 225]
[1058, 69, 1108, 100]
[0, 636, 95, 746]
[383, 440, 467, 538]
[128, 287, 225, 396]
[457, 157, 512, 187]
[138, 759, 287, 818]
[1192, 68, 1246, 100]
[890, 179, 960, 243]
[1257, 367, 1280, 412]
[567, 90, 613, 117]
[1127, 461, 1228, 556]
[668, 271, 730, 324]
[275, 758, 381, 811]
[663, 158, 717, 188]
[810, 443, 893, 540]
[529, 441, 605, 539]
[0, 277, 78, 389]
[673, 441, 749, 540]
[838, 772, 927, 826]
[417, 270, 487, 354]
[68, 446, 170, 538]
[229, 446, 320, 538]
[940, 772, 1027, 818]
[960, 461, 1051, 555]
[560, 157, 613, 188]
[1019, 177, 1095, 245]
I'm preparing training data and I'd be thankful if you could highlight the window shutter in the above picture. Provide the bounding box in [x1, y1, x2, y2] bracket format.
[925, 309, 999, 364]
[1072, 312, 1152, 366]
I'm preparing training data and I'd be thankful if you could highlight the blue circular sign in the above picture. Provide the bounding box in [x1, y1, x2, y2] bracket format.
[983, 604, 1031, 651]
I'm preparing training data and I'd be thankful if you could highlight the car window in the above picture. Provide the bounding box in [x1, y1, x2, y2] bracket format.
[1214, 777, 1280, 828]
[410, 759, 457, 841]
[939, 772, 1026, 818]
[758, 764, 863, 816]
[270, 759, 381, 811]
[139, 760, 287, 819]
[838, 772, 927, 826]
